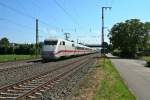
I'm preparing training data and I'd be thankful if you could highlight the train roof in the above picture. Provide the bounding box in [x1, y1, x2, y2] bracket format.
[44, 38, 93, 49]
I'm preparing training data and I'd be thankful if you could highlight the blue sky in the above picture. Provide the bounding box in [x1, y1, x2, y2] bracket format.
[0, 0, 150, 44]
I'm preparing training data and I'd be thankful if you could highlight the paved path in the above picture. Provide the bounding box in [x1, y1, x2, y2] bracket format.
[107, 54, 150, 100]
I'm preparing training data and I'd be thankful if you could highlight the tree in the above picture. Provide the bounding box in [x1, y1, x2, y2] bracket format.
[0, 37, 9, 54]
[109, 19, 149, 57]
[0, 37, 9, 47]
[144, 22, 150, 50]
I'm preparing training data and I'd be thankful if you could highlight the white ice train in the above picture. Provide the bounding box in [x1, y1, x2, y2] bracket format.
[41, 38, 95, 60]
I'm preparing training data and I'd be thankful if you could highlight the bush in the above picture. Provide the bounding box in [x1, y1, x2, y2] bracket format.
[136, 51, 144, 57]
[112, 49, 121, 56]
[120, 51, 135, 58]
[146, 61, 150, 67]
[0, 44, 37, 55]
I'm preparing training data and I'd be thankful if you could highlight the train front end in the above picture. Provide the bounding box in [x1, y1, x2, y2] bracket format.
[41, 39, 58, 60]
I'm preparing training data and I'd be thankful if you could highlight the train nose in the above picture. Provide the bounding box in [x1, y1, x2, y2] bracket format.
[49, 51, 55, 57]
[42, 51, 56, 59]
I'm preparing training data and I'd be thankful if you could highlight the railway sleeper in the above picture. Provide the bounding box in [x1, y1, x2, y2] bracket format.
[26, 83, 41, 86]
[0, 96, 17, 99]
[7, 89, 28, 93]
[39, 89, 46, 92]
[30, 80, 46, 84]
[35, 92, 43, 96]
[20, 85, 37, 88]
[30, 92, 44, 99]
[0, 92, 21, 97]
[13, 86, 32, 90]
[27, 95, 42, 100]
[28, 95, 37, 99]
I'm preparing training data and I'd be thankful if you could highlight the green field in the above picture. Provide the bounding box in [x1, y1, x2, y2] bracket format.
[0, 55, 38, 62]
[93, 58, 135, 100]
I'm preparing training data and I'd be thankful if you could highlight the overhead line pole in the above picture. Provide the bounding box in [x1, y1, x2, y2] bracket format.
[101, 7, 111, 45]
[36, 19, 39, 57]
[101, 7, 104, 45]
[101, 7, 111, 55]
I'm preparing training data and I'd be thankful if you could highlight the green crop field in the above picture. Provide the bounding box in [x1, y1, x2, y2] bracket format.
[0, 55, 37, 62]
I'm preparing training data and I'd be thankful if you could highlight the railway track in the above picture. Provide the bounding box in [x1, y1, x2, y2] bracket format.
[0, 55, 89, 70]
[0, 59, 42, 70]
[0, 56, 91, 100]
[0, 58, 41, 63]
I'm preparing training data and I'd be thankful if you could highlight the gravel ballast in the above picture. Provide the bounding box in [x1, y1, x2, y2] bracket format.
[0, 55, 94, 87]
[41, 57, 96, 100]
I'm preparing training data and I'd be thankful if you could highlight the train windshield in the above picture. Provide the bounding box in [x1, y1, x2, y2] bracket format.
[44, 40, 58, 45]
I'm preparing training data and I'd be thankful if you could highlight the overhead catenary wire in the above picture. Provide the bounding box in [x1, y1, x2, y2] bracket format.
[0, 17, 48, 36]
[0, 1, 35, 20]
[53, 0, 79, 26]
[58, 0, 80, 23]
[0, 1, 88, 34]
[30, 0, 55, 20]
[0, 1, 62, 31]
[0, 18, 34, 30]
[0, 0, 98, 42]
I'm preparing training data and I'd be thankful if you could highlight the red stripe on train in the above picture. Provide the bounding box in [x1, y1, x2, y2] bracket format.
[55, 50, 88, 54]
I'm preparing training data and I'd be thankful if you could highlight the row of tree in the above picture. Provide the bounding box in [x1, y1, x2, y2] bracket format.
[0, 37, 41, 55]
[108, 19, 150, 57]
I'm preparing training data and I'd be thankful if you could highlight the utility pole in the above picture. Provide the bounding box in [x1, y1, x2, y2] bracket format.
[101, 7, 111, 45]
[36, 19, 39, 57]
[64, 33, 70, 40]
[101, 7, 111, 56]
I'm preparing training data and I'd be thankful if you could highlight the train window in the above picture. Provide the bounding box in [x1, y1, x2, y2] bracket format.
[76, 46, 84, 50]
[63, 41, 65, 45]
[44, 40, 58, 45]
[72, 44, 74, 47]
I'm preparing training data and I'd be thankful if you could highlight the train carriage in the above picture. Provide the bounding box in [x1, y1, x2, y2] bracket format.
[41, 38, 95, 60]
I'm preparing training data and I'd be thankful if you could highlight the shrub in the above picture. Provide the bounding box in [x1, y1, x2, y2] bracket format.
[112, 49, 121, 56]
[146, 61, 150, 67]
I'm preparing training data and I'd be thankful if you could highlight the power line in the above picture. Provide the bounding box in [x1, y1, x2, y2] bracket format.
[0, 1, 61, 31]
[59, 0, 80, 22]
[16, 0, 29, 14]
[30, 0, 42, 10]
[16, 0, 38, 21]
[0, 1, 89, 35]
[32, 0, 62, 25]
[38, 19, 60, 30]
[53, 0, 79, 26]
[0, 1, 35, 20]
[0, 18, 34, 30]
[0, 18, 47, 35]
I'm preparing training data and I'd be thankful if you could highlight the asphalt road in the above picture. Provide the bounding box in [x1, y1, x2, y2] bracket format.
[107, 53, 150, 100]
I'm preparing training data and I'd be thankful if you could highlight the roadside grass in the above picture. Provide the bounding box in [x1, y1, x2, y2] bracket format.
[72, 57, 135, 100]
[72, 59, 104, 100]
[141, 56, 150, 61]
[0, 55, 37, 62]
[93, 58, 135, 100]
[141, 56, 150, 67]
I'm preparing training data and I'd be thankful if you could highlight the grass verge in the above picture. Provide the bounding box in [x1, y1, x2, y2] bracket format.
[141, 56, 150, 67]
[72, 57, 135, 100]
[72, 58, 104, 100]
[141, 56, 150, 61]
[0, 55, 37, 62]
[93, 58, 135, 100]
